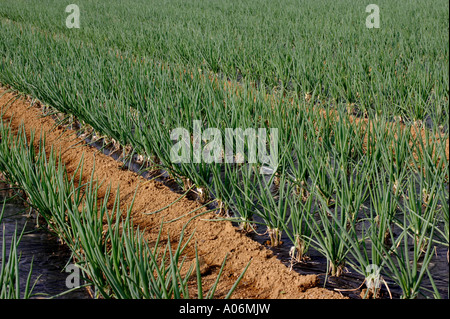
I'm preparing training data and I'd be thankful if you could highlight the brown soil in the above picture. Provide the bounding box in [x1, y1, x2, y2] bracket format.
[0, 87, 347, 299]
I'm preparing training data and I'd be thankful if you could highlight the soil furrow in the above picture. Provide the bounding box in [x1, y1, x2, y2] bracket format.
[0, 87, 345, 299]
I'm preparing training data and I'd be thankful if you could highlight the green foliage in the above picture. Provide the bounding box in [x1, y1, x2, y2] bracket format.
[0, 0, 447, 298]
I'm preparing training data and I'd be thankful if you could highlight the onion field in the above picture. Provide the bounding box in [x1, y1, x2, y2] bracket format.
[0, 0, 448, 300]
